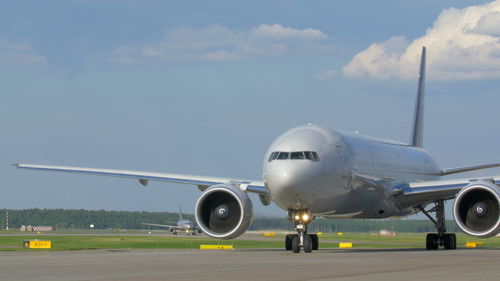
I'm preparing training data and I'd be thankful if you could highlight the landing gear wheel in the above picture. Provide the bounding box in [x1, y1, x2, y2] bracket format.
[291, 235, 300, 253]
[426, 233, 439, 250]
[303, 235, 313, 253]
[285, 234, 294, 251]
[310, 234, 319, 250]
[420, 200, 457, 250]
[443, 233, 456, 250]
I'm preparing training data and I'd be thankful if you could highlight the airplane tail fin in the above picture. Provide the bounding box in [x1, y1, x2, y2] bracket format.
[179, 206, 183, 221]
[411, 46, 426, 147]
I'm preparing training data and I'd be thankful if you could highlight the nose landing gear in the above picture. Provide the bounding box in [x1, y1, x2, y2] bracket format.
[285, 210, 319, 253]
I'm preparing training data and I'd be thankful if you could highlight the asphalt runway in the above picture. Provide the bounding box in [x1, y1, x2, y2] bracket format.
[1, 248, 499, 281]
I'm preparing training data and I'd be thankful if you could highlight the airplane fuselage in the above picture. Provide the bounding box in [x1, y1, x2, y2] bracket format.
[177, 219, 194, 230]
[264, 125, 441, 219]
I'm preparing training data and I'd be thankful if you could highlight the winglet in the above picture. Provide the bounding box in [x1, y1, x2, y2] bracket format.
[411, 46, 426, 147]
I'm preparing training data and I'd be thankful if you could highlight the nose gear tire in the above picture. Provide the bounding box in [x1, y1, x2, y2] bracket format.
[310, 234, 319, 250]
[285, 234, 295, 251]
[291, 236, 300, 253]
[303, 235, 313, 253]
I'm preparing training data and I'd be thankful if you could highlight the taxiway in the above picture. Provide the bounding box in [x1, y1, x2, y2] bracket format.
[0, 248, 498, 281]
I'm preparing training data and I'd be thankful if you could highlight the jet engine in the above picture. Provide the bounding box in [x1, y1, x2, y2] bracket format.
[453, 182, 500, 238]
[195, 184, 253, 239]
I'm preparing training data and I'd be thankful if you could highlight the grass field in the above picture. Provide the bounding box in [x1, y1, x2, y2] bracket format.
[0, 235, 280, 251]
[1, 231, 499, 251]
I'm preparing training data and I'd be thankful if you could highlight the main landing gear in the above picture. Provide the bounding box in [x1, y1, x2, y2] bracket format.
[418, 200, 456, 250]
[284, 210, 319, 253]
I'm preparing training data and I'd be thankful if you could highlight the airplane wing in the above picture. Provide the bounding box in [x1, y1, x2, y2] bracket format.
[14, 164, 268, 195]
[393, 176, 500, 208]
[142, 223, 175, 229]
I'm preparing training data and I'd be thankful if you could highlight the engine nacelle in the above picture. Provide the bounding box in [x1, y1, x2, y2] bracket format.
[453, 182, 500, 238]
[195, 184, 253, 239]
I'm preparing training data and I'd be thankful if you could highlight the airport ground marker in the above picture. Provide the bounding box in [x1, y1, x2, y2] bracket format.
[339, 242, 353, 248]
[200, 244, 234, 250]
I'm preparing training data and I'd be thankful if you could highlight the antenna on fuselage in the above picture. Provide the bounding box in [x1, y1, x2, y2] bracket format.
[411, 46, 426, 148]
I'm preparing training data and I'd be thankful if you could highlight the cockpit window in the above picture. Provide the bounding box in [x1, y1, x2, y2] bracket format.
[277, 152, 290, 160]
[304, 151, 320, 162]
[268, 151, 279, 162]
[304, 151, 313, 161]
[268, 151, 319, 162]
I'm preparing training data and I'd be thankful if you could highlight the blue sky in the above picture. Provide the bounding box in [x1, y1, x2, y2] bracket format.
[2, 0, 500, 219]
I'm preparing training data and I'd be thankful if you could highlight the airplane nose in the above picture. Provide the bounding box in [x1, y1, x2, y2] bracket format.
[267, 168, 296, 193]
[265, 162, 315, 208]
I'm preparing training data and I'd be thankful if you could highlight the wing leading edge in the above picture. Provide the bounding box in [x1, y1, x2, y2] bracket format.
[14, 164, 268, 195]
[394, 176, 500, 208]
[141, 223, 174, 228]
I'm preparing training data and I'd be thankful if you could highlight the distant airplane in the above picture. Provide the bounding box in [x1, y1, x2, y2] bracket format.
[142, 207, 202, 235]
[16, 47, 500, 253]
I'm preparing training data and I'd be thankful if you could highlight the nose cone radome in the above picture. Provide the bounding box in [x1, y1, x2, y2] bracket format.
[266, 162, 316, 209]
[263, 125, 342, 210]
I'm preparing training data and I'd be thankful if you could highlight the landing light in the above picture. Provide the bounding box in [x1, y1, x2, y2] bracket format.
[302, 214, 310, 221]
[294, 215, 300, 221]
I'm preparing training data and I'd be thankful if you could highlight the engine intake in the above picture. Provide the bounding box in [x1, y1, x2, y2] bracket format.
[453, 182, 500, 238]
[195, 184, 253, 239]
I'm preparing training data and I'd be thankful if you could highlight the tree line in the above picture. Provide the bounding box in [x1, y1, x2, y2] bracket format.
[1, 209, 460, 232]
[1, 209, 181, 230]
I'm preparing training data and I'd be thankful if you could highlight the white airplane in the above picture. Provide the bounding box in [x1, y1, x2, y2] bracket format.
[15, 47, 500, 253]
[142, 207, 202, 235]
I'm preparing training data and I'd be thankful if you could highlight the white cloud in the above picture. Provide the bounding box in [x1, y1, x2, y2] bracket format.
[343, 0, 500, 80]
[110, 24, 330, 64]
[251, 24, 327, 41]
[0, 38, 45, 65]
[473, 11, 500, 36]
[201, 50, 245, 62]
